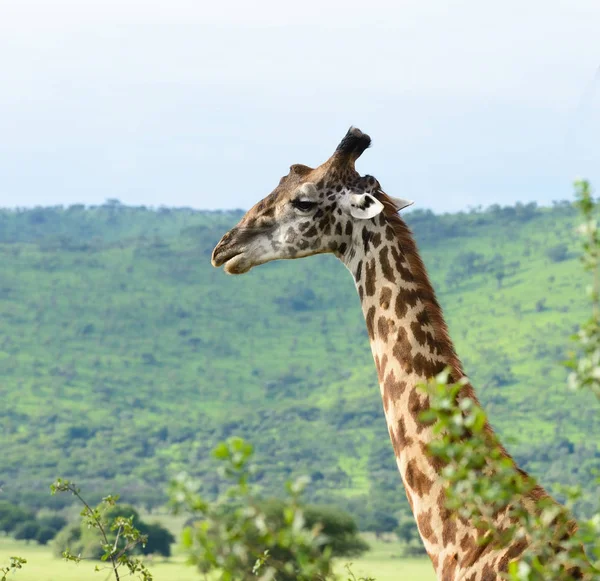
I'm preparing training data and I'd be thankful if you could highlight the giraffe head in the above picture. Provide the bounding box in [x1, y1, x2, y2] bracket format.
[211, 127, 413, 274]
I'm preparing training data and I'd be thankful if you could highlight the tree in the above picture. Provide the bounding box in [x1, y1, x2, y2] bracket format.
[140, 523, 175, 557]
[546, 243, 569, 263]
[52, 502, 173, 560]
[495, 269, 505, 289]
[37, 514, 67, 536]
[362, 510, 398, 539]
[35, 526, 56, 545]
[0, 502, 34, 534]
[51, 480, 152, 581]
[13, 521, 40, 543]
[259, 501, 369, 557]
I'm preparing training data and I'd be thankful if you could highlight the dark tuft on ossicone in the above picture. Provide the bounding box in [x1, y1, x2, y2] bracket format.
[336, 127, 372, 159]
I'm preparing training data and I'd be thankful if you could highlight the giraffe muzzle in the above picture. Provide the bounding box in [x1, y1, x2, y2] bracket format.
[211, 233, 254, 274]
[211, 243, 241, 267]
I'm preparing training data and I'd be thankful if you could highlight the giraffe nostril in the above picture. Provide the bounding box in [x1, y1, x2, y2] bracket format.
[211, 234, 244, 268]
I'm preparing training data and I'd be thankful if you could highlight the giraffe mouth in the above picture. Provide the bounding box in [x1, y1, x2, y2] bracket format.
[222, 253, 252, 275]
[211, 247, 252, 275]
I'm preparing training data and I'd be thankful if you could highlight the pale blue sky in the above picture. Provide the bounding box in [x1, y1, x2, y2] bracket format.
[0, 0, 598, 212]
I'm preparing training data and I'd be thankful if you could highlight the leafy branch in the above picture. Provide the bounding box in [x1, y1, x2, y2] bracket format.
[567, 179, 600, 399]
[51, 478, 153, 581]
[0, 557, 26, 581]
[420, 180, 600, 580]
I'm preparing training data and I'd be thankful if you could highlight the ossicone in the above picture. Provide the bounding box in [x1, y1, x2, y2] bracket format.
[335, 127, 371, 161]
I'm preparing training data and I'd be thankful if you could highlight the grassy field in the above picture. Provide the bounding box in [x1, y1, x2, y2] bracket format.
[0, 537, 435, 581]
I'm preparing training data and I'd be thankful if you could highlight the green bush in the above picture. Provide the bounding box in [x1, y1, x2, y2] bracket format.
[170, 437, 344, 581]
[546, 243, 570, 263]
[0, 502, 35, 534]
[35, 526, 56, 546]
[52, 504, 173, 559]
[12, 521, 40, 543]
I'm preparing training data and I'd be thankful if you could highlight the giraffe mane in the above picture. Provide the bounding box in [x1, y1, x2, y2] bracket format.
[375, 190, 467, 389]
[374, 190, 545, 463]
[374, 190, 561, 531]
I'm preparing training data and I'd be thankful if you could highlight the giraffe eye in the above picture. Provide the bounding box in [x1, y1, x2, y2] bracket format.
[292, 199, 318, 212]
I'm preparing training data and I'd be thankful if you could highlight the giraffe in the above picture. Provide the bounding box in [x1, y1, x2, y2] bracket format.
[211, 127, 582, 580]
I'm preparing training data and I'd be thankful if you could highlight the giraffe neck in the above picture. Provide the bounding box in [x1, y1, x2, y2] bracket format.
[343, 210, 490, 573]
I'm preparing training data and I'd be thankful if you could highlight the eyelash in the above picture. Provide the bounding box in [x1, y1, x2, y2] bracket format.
[292, 199, 317, 212]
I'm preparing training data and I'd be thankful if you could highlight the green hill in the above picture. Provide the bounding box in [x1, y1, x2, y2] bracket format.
[1, 201, 598, 518]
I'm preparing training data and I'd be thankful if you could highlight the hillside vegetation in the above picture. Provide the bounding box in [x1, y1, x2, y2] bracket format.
[1, 201, 598, 520]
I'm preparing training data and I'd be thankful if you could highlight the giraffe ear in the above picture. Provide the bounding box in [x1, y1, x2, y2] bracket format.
[348, 193, 384, 220]
[388, 196, 414, 211]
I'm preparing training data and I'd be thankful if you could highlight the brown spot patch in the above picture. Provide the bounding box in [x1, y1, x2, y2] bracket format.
[408, 390, 428, 422]
[411, 310, 439, 354]
[419, 441, 447, 473]
[377, 317, 390, 342]
[372, 232, 382, 248]
[365, 259, 377, 296]
[441, 554, 458, 581]
[387, 416, 413, 454]
[379, 246, 396, 283]
[496, 538, 527, 572]
[379, 287, 392, 309]
[396, 417, 413, 448]
[462, 536, 488, 568]
[392, 327, 413, 373]
[417, 508, 438, 544]
[361, 226, 371, 252]
[481, 562, 497, 581]
[383, 369, 407, 402]
[365, 306, 376, 340]
[442, 512, 457, 546]
[460, 532, 476, 553]
[413, 353, 444, 377]
[394, 287, 420, 319]
[354, 260, 363, 282]
[404, 459, 433, 496]
[391, 246, 415, 282]
[429, 554, 439, 571]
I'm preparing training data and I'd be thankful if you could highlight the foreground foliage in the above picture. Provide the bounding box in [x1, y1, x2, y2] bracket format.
[51, 480, 153, 581]
[170, 437, 369, 580]
[423, 181, 600, 579]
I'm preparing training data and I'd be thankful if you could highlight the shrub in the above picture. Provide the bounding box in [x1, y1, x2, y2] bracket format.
[0, 502, 34, 534]
[170, 437, 344, 581]
[35, 526, 56, 545]
[52, 503, 173, 559]
[13, 521, 40, 543]
[546, 243, 569, 263]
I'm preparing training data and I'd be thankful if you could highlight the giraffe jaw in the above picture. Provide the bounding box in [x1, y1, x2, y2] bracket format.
[222, 253, 253, 275]
[211, 249, 251, 275]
